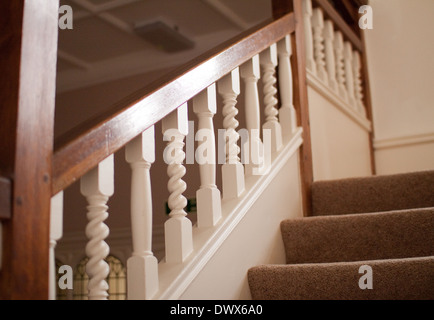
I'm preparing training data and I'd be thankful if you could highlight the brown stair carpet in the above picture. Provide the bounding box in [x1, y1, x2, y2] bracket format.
[312, 170, 434, 216]
[248, 256, 434, 300]
[281, 208, 434, 264]
[248, 170, 434, 300]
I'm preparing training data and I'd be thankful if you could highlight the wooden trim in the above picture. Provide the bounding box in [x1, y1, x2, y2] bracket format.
[273, 0, 314, 216]
[360, 29, 376, 174]
[313, 0, 363, 52]
[0, 0, 58, 299]
[52, 14, 296, 195]
[0, 178, 11, 220]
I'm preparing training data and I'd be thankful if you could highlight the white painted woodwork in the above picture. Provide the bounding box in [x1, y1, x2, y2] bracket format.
[260, 43, 283, 153]
[302, 0, 316, 73]
[312, 8, 328, 83]
[193, 84, 222, 228]
[162, 103, 193, 263]
[49, 192, 64, 300]
[352, 50, 366, 115]
[240, 55, 265, 175]
[277, 35, 298, 137]
[179, 139, 304, 299]
[217, 68, 245, 200]
[334, 31, 348, 101]
[80, 154, 114, 300]
[323, 20, 338, 92]
[344, 41, 357, 108]
[125, 126, 159, 299]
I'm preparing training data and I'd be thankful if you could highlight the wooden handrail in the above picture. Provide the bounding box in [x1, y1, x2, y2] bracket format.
[52, 13, 295, 195]
[313, 0, 363, 52]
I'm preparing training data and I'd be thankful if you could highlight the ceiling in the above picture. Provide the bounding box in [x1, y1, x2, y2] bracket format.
[57, 0, 272, 94]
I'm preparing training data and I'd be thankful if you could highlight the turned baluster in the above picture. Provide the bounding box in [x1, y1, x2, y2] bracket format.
[125, 126, 159, 299]
[352, 50, 367, 116]
[277, 35, 298, 137]
[240, 55, 265, 175]
[260, 43, 283, 153]
[218, 68, 245, 200]
[323, 20, 338, 92]
[162, 103, 193, 263]
[344, 41, 357, 108]
[334, 31, 347, 101]
[302, 0, 316, 74]
[80, 155, 114, 300]
[312, 8, 328, 83]
[193, 84, 222, 227]
[49, 191, 63, 300]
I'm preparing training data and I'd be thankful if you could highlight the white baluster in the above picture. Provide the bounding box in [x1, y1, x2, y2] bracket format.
[49, 191, 63, 300]
[240, 55, 265, 175]
[80, 155, 114, 300]
[218, 68, 245, 200]
[193, 84, 222, 228]
[334, 31, 347, 101]
[125, 126, 159, 300]
[312, 8, 328, 83]
[352, 50, 367, 116]
[302, 0, 316, 74]
[277, 35, 298, 137]
[344, 41, 357, 108]
[323, 20, 338, 92]
[260, 44, 283, 153]
[162, 103, 193, 263]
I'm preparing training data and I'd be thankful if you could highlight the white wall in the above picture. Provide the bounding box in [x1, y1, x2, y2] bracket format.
[365, 0, 434, 174]
[307, 81, 373, 181]
[179, 153, 303, 299]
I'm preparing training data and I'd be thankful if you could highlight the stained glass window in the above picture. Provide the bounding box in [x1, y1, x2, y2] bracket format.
[73, 255, 127, 300]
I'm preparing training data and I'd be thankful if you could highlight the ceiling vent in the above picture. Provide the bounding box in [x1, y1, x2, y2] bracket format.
[134, 20, 195, 53]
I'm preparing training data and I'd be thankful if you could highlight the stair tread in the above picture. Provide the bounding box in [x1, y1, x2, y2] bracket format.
[312, 170, 434, 216]
[281, 207, 434, 264]
[248, 256, 434, 300]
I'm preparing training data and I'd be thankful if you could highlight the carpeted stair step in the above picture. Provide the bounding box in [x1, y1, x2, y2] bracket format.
[312, 170, 434, 216]
[248, 256, 434, 300]
[281, 207, 434, 264]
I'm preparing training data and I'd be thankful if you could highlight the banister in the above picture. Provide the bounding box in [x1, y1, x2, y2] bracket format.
[0, 177, 11, 220]
[313, 0, 363, 52]
[52, 13, 295, 196]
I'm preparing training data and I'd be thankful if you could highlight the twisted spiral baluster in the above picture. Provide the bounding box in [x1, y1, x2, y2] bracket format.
[162, 103, 192, 263]
[85, 195, 110, 300]
[80, 154, 114, 300]
[262, 64, 279, 124]
[167, 132, 188, 218]
[222, 93, 240, 164]
[334, 31, 347, 101]
[312, 8, 327, 82]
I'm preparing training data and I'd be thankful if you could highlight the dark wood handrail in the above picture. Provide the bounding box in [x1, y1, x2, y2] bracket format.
[52, 13, 295, 195]
[313, 0, 363, 52]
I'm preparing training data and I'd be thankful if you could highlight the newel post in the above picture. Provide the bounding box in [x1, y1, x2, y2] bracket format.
[272, 0, 314, 216]
[0, 0, 59, 299]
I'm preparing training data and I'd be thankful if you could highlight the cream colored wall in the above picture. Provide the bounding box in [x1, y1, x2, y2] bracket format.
[366, 0, 434, 174]
[179, 153, 303, 299]
[308, 86, 372, 181]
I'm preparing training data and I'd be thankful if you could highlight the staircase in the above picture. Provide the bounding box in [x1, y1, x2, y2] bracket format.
[248, 170, 434, 300]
